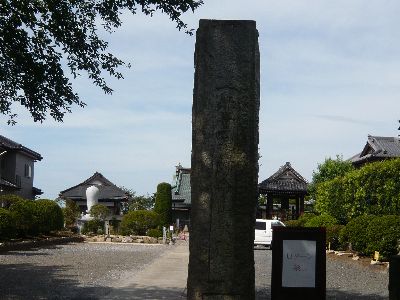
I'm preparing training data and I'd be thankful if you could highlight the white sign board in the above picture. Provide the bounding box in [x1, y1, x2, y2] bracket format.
[282, 240, 316, 287]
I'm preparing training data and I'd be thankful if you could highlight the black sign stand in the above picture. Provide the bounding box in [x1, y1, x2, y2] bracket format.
[271, 227, 326, 300]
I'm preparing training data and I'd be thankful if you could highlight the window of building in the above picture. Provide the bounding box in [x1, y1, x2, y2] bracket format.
[24, 164, 32, 178]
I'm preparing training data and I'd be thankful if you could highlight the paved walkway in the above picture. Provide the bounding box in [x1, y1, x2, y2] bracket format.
[104, 240, 189, 299]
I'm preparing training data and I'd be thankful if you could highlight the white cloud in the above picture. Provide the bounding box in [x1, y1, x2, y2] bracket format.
[2, 0, 400, 199]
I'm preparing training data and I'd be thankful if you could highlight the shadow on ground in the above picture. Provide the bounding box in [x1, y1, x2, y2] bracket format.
[0, 254, 388, 300]
[255, 288, 387, 300]
[0, 263, 110, 299]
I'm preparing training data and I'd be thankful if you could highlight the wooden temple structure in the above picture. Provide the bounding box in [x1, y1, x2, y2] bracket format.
[258, 162, 308, 221]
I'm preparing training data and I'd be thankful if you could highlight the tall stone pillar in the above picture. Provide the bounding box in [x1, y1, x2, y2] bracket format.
[188, 19, 260, 299]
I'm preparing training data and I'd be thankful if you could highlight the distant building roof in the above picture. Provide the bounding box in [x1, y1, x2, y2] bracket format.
[259, 162, 308, 195]
[349, 135, 400, 166]
[171, 164, 191, 207]
[0, 135, 42, 160]
[59, 172, 128, 201]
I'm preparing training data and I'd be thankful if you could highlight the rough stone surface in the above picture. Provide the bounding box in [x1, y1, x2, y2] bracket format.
[188, 19, 260, 299]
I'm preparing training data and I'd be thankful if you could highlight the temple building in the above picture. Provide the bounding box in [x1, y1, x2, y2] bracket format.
[258, 162, 308, 221]
[349, 135, 400, 167]
[171, 164, 191, 228]
[59, 172, 128, 218]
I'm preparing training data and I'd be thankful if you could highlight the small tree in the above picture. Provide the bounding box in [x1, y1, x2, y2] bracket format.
[120, 210, 160, 236]
[154, 182, 172, 227]
[119, 186, 156, 213]
[129, 195, 155, 211]
[63, 199, 81, 227]
[309, 155, 354, 199]
[89, 204, 110, 222]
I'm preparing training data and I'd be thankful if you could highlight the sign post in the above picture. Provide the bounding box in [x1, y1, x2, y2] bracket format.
[271, 227, 326, 300]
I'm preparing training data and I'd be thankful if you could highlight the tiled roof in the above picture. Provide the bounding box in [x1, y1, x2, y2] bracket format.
[0, 135, 42, 160]
[349, 135, 400, 165]
[259, 162, 308, 194]
[59, 172, 128, 201]
[0, 178, 18, 189]
[172, 165, 191, 207]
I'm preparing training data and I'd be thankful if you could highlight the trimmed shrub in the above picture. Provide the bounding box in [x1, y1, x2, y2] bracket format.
[120, 210, 160, 236]
[0, 208, 17, 240]
[34, 199, 64, 234]
[365, 215, 400, 259]
[326, 225, 345, 250]
[339, 215, 378, 254]
[304, 214, 340, 248]
[0, 194, 26, 209]
[284, 213, 317, 227]
[63, 199, 81, 227]
[89, 204, 110, 221]
[284, 219, 302, 227]
[297, 213, 317, 226]
[9, 200, 38, 236]
[81, 219, 104, 235]
[304, 214, 339, 228]
[147, 228, 162, 238]
[109, 217, 120, 234]
[154, 182, 172, 227]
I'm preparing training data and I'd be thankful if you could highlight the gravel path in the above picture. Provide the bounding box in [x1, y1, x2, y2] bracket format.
[0, 243, 389, 299]
[255, 248, 389, 300]
[0, 242, 170, 299]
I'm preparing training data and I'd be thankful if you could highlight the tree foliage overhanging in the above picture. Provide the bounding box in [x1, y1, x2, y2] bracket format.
[315, 158, 400, 223]
[0, 0, 202, 124]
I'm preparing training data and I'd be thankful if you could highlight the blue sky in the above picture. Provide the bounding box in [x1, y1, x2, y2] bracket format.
[2, 0, 400, 199]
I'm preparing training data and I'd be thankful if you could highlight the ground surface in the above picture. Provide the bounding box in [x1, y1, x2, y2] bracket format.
[255, 248, 389, 299]
[0, 243, 389, 299]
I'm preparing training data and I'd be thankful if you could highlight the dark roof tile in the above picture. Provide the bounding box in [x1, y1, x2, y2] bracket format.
[349, 135, 400, 164]
[59, 172, 127, 201]
[0, 135, 42, 160]
[259, 162, 308, 193]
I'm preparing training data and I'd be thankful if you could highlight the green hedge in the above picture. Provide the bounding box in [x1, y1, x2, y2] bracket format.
[340, 215, 400, 259]
[304, 214, 341, 248]
[365, 215, 400, 259]
[285, 214, 342, 249]
[0, 208, 16, 239]
[120, 210, 160, 236]
[284, 213, 317, 227]
[304, 214, 338, 227]
[5, 198, 64, 238]
[339, 215, 377, 254]
[315, 159, 400, 223]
